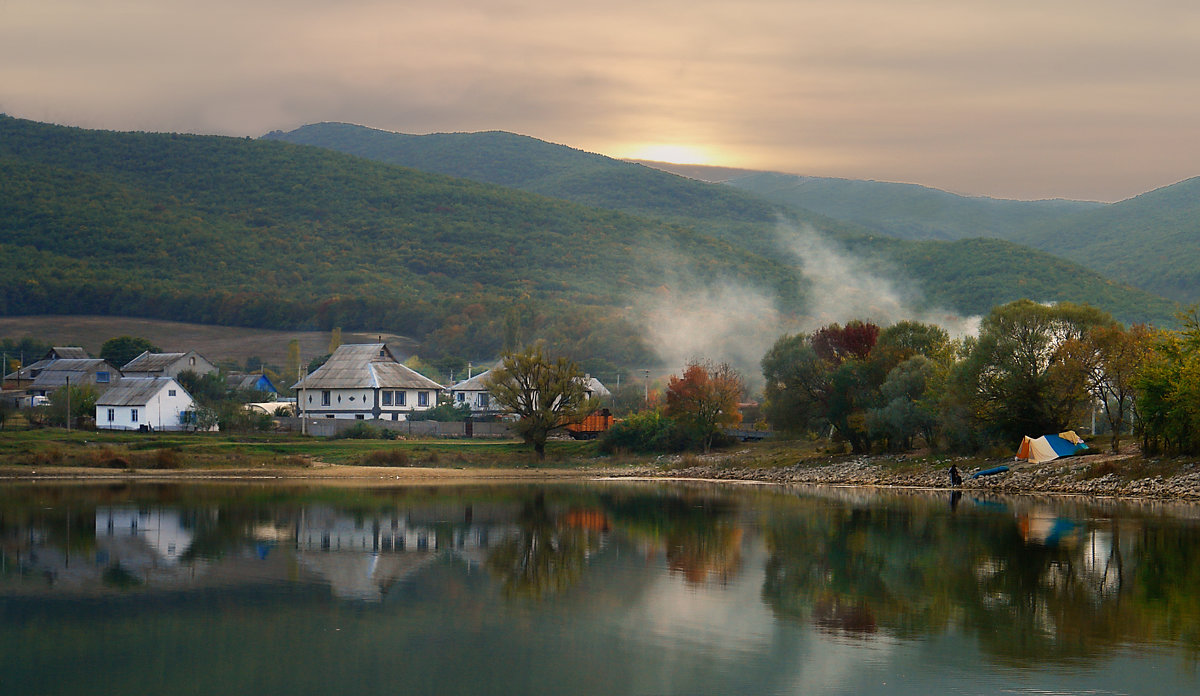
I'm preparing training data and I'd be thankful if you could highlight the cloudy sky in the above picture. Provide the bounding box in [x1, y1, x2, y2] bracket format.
[3, 0, 1198, 201]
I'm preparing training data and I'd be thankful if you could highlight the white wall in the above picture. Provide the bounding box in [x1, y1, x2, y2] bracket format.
[97, 382, 196, 431]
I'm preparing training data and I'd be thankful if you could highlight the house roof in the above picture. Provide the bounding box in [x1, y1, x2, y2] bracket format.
[448, 368, 495, 392]
[122, 351, 188, 373]
[49, 347, 89, 360]
[227, 372, 277, 392]
[29, 359, 117, 389]
[96, 377, 188, 407]
[293, 344, 444, 390]
[3, 347, 89, 381]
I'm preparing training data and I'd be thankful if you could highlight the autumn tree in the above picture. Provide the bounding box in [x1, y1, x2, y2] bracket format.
[950, 300, 1115, 443]
[1058, 324, 1153, 452]
[665, 360, 744, 453]
[486, 343, 598, 459]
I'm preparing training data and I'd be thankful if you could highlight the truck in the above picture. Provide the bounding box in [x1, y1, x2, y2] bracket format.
[564, 409, 616, 440]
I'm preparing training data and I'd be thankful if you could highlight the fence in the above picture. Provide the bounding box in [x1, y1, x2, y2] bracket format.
[276, 417, 514, 439]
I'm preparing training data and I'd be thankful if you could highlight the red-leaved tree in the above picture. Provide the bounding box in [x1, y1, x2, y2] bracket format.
[665, 361, 745, 452]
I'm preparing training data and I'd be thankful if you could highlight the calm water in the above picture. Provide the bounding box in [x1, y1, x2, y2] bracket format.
[1, 481, 1197, 695]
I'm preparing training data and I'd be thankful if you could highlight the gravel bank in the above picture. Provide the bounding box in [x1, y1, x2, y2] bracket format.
[627, 450, 1200, 500]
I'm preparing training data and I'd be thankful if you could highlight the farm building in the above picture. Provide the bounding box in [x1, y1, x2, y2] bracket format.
[292, 344, 444, 421]
[122, 350, 218, 378]
[26, 358, 123, 397]
[3, 346, 90, 388]
[95, 377, 197, 431]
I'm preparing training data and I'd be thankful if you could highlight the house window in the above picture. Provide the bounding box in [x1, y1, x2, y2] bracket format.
[392, 413, 400, 421]
[107, 408, 115, 422]
[96, 371, 110, 383]
[397, 391, 406, 407]
[131, 409, 139, 423]
[478, 393, 489, 408]
[321, 391, 331, 406]
[456, 393, 465, 402]
[382, 391, 393, 406]
[189, 357, 196, 366]
[418, 391, 429, 407]
[168, 389, 176, 396]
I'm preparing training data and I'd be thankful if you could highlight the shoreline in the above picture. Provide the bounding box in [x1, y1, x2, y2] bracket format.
[2, 453, 1199, 501]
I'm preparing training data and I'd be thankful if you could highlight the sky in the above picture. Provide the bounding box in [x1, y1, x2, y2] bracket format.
[3, 0, 1199, 202]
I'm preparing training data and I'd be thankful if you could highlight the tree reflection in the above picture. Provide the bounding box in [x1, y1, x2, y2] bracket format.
[762, 498, 1200, 663]
[484, 493, 601, 600]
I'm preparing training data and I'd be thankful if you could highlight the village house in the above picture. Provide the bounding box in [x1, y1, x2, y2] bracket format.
[27, 358, 123, 398]
[95, 376, 197, 431]
[121, 350, 218, 378]
[226, 372, 278, 396]
[2, 346, 90, 389]
[447, 367, 501, 415]
[292, 344, 444, 421]
[448, 368, 611, 416]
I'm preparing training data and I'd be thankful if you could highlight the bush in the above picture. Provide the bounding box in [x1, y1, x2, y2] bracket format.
[359, 449, 410, 466]
[599, 410, 691, 454]
[334, 422, 382, 440]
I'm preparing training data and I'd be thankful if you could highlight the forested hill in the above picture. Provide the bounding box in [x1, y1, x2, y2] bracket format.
[0, 115, 1181, 370]
[0, 115, 801, 365]
[717, 170, 1103, 241]
[263, 122, 783, 227]
[1007, 177, 1200, 304]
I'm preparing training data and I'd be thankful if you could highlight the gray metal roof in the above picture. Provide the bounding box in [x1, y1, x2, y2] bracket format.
[448, 368, 495, 392]
[96, 377, 190, 407]
[29, 359, 119, 389]
[122, 351, 187, 373]
[293, 344, 444, 390]
[50, 347, 89, 359]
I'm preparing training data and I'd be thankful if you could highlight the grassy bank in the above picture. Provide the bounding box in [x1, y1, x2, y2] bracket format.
[0, 427, 615, 470]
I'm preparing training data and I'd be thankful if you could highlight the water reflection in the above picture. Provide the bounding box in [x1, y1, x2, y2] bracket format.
[1, 482, 1198, 694]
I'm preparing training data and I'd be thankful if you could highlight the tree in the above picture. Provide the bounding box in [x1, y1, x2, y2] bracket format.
[40, 384, 98, 428]
[1058, 324, 1152, 452]
[486, 344, 598, 459]
[99, 335, 160, 368]
[952, 300, 1115, 444]
[665, 360, 744, 453]
[284, 339, 301, 391]
[761, 324, 884, 453]
[328, 327, 343, 354]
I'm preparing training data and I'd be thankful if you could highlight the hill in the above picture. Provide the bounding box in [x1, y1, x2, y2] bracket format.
[1, 115, 804, 369]
[0, 115, 1180, 377]
[1008, 177, 1200, 304]
[263, 123, 783, 227]
[715, 170, 1103, 241]
[260, 120, 1178, 327]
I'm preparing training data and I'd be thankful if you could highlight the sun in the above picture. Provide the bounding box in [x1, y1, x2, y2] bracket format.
[622, 144, 713, 165]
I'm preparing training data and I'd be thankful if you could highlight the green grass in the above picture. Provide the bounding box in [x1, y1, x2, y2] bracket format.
[0, 427, 613, 469]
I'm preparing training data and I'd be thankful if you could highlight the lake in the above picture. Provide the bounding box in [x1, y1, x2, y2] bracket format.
[1, 481, 1197, 695]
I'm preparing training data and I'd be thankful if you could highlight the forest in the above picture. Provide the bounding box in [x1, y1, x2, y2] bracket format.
[0, 115, 1183, 379]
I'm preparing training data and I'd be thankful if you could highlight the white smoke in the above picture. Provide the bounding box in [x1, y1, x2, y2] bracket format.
[636, 221, 980, 390]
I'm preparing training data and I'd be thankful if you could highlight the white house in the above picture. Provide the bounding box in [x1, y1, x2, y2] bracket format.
[447, 367, 501, 415]
[292, 344, 444, 421]
[448, 367, 611, 415]
[122, 350, 218, 378]
[95, 377, 197, 431]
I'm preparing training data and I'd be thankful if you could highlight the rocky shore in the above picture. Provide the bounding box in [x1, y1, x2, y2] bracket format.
[628, 448, 1200, 500]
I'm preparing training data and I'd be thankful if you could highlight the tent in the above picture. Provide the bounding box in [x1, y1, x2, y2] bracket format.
[1015, 431, 1088, 464]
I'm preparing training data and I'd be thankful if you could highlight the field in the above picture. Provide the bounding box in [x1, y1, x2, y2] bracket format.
[0, 315, 417, 367]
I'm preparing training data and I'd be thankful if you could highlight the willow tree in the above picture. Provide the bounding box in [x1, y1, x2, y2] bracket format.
[486, 344, 598, 459]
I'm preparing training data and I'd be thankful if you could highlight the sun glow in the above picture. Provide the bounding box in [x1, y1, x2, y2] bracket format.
[622, 144, 714, 165]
